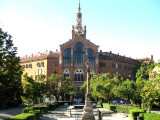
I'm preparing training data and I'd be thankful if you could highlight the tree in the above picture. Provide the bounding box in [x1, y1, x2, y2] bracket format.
[134, 78, 146, 108]
[141, 77, 160, 112]
[114, 79, 136, 104]
[81, 73, 119, 103]
[22, 74, 47, 105]
[47, 73, 63, 102]
[0, 28, 23, 107]
[61, 77, 77, 100]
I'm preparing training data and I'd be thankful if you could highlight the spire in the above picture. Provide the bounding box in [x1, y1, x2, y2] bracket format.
[78, 0, 81, 12]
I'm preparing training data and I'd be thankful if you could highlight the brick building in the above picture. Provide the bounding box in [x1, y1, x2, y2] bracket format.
[20, 3, 140, 85]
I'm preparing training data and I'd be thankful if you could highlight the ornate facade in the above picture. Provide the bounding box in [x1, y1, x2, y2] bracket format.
[20, 2, 141, 85]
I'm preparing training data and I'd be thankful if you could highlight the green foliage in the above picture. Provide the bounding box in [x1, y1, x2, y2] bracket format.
[5, 113, 37, 120]
[28, 110, 40, 120]
[21, 74, 47, 104]
[61, 77, 77, 97]
[130, 109, 145, 120]
[102, 103, 116, 111]
[139, 113, 160, 120]
[32, 106, 49, 113]
[114, 79, 136, 103]
[23, 107, 33, 113]
[47, 74, 63, 102]
[0, 28, 23, 107]
[82, 73, 120, 103]
[140, 77, 160, 112]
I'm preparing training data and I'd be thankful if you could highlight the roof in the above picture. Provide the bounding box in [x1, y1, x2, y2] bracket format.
[136, 57, 151, 61]
[20, 53, 60, 63]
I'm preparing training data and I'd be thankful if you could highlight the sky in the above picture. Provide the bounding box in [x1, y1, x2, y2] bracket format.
[0, 0, 160, 62]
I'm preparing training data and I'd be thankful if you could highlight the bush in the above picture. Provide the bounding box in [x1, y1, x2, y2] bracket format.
[97, 101, 102, 107]
[47, 103, 57, 110]
[102, 103, 116, 111]
[139, 113, 160, 120]
[57, 101, 73, 106]
[116, 106, 139, 113]
[32, 106, 49, 113]
[23, 107, 33, 113]
[29, 110, 40, 120]
[5, 113, 37, 120]
[130, 109, 145, 120]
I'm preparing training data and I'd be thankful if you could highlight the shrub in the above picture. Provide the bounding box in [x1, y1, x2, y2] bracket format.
[130, 109, 145, 120]
[29, 110, 40, 120]
[97, 101, 102, 107]
[22, 107, 33, 113]
[102, 103, 116, 111]
[139, 113, 160, 120]
[32, 106, 49, 113]
[116, 106, 139, 113]
[47, 103, 57, 110]
[57, 101, 73, 106]
[5, 113, 37, 120]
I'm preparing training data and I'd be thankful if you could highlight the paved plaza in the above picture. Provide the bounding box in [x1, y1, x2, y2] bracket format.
[1, 104, 159, 120]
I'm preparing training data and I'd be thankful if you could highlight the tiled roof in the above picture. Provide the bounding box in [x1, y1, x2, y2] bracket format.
[136, 57, 150, 61]
[20, 54, 60, 62]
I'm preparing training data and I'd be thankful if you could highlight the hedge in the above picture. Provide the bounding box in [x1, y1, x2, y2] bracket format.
[47, 102, 58, 110]
[32, 106, 49, 113]
[139, 113, 160, 120]
[102, 103, 116, 111]
[22, 107, 33, 113]
[23, 106, 49, 114]
[130, 109, 145, 120]
[5, 113, 37, 120]
[57, 101, 73, 106]
[28, 110, 40, 120]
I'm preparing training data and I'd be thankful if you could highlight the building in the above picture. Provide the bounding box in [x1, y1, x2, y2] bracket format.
[136, 55, 154, 65]
[20, 50, 60, 80]
[149, 65, 160, 79]
[20, 2, 140, 85]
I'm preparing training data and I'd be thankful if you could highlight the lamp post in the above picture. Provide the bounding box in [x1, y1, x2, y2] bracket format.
[81, 60, 95, 120]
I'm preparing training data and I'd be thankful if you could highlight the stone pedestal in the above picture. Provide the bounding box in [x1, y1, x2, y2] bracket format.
[81, 96, 95, 120]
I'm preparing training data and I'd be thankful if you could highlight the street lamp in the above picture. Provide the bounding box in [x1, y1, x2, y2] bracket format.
[81, 59, 95, 120]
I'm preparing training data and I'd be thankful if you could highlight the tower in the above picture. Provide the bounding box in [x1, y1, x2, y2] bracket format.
[59, 0, 99, 86]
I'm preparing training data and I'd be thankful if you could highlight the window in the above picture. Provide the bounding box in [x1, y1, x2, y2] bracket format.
[74, 69, 84, 81]
[124, 66, 127, 70]
[74, 42, 84, 65]
[54, 71, 58, 74]
[118, 64, 121, 69]
[88, 49, 95, 63]
[53, 62, 58, 66]
[63, 70, 70, 80]
[128, 66, 130, 70]
[37, 63, 41, 67]
[64, 48, 71, 65]
[90, 70, 94, 78]
[41, 62, 44, 67]
[26, 64, 28, 68]
[29, 64, 32, 68]
[112, 63, 116, 68]
[99, 62, 105, 67]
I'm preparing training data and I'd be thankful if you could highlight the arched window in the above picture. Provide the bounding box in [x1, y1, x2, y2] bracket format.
[90, 70, 94, 78]
[64, 48, 71, 65]
[63, 70, 70, 80]
[88, 49, 95, 63]
[74, 42, 84, 65]
[74, 69, 84, 81]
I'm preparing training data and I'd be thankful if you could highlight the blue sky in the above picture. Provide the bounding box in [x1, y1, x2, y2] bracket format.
[0, 0, 160, 62]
